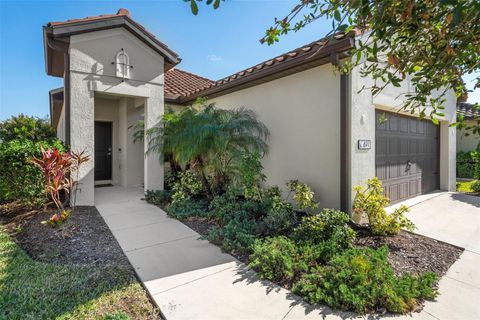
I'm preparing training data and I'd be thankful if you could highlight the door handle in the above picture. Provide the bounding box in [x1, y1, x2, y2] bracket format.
[107, 148, 112, 156]
[406, 160, 412, 170]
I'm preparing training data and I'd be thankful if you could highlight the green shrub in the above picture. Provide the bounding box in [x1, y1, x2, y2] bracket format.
[208, 190, 260, 226]
[286, 180, 319, 211]
[0, 139, 65, 207]
[0, 114, 55, 143]
[249, 236, 299, 283]
[292, 246, 437, 314]
[249, 236, 325, 283]
[207, 216, 259, 256]
[471, 180, 480, 193]
[145, 190, 171, 206]
[171, 170, 203, 203]
[239, 152, 266, 202]
[353, 178, 415, 235]
[474, 152, 480, 179]
[293, 209, 355, 248]
[457, 151, 480, 179]
[260, 208, 297, 236]
[166, 198, 206, 219]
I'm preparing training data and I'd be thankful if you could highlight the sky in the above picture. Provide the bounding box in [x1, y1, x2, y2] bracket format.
[0, 0, 479, 120]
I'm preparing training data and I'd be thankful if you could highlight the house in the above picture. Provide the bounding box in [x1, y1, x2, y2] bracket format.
[45, 9, 457, 210]
[457, 102, 479, 152]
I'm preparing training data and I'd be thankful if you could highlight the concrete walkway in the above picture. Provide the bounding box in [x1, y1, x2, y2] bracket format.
[96, 187, 480, 320]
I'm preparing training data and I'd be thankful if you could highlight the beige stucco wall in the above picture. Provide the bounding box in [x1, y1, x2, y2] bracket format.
[69, 28, 165, 205]
[457, 120, 479, 152]
[211, 64, 342, 209]
[56, 105, 66, 142]
[127, 100, 145, 186]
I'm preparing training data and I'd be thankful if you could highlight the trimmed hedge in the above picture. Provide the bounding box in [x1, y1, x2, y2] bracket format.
[457, 151, 480, 179]
[0, 139, 65, 207]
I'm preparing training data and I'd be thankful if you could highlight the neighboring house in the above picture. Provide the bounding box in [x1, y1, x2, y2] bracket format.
[45, 9, 457, 210]
[456, 102, 479, 152]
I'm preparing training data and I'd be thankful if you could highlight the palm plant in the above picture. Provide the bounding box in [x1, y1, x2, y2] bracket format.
[138, 103, 270, 196]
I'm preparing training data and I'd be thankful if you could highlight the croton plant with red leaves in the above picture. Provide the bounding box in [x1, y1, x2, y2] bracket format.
[31, 147, 89, 226]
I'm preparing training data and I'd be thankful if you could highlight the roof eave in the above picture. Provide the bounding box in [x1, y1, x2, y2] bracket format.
[48, 15, 180, 66]
[178, 37, 354, 105]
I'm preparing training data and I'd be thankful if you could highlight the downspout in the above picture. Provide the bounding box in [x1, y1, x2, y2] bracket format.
[330, 51, 350, 212]
[340, 73, 349, 212]
[64, 52, 71, 146]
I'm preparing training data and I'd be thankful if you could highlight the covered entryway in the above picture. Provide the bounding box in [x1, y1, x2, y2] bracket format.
[375, 110, 440, 203]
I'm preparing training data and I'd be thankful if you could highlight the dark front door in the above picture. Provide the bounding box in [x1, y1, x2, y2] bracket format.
[375, 111, 440, 203]
[95, 121, 112, 181]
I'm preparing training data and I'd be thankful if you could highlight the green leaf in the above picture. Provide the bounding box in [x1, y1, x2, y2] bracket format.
[213, 0, 221, 10]
[452, 6, 463, 25]
[334, 10, 342, 22]
[190, 0, 199, 15]
[412, 65, 423, 72]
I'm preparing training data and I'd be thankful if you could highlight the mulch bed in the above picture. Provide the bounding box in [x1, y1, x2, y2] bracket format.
[354, 228, 463, 277]
[181, 216, 216, 237]
[2, 206, 131, 267]
[169, 213, 463, 280]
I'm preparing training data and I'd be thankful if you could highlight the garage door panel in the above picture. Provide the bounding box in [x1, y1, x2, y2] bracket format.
[376, 137, 388, 156]
[376, 162, 388, 180]
[375, 110, 439, 204]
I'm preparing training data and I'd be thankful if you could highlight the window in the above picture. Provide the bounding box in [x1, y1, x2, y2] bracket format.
[115, 49, 130, 79]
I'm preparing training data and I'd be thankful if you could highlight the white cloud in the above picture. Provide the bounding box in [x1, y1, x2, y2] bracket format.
[207, 54, 223, 62]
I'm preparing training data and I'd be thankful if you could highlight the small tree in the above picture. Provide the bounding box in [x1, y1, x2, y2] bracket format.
[31, 147, 89, 226]
[0, 114, 55, 142]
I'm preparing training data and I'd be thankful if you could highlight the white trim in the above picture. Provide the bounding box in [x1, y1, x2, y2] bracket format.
[115, 49, 130, 79]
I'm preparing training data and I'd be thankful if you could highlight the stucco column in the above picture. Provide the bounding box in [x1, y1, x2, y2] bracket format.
[70, 71, 95, 205]
[440, 121, 456, 191]
[144, 90, 164, 191]
[348, 69, 376, 211]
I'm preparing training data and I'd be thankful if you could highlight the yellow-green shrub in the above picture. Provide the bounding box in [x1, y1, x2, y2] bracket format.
[353, 178, 415, 235]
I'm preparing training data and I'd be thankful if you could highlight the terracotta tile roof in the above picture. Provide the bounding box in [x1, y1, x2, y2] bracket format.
[457, 102, 480, 119]
[48, 8, 131, 26]
[165, 68, 214, 99]
[174, 29, 358, 103]
[48, 8, 132, 26]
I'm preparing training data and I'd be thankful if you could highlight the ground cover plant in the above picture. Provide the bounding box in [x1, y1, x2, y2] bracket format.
[143, 105, 460, 314]
[457, 179, 480, 194]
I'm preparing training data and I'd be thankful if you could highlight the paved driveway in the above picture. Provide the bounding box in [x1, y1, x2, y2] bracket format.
[406, 192, 480, 253]
[401, 192, 480, 320]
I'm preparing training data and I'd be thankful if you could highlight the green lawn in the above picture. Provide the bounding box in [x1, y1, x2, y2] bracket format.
[0, 228, 159, 320]
[457, 179, 476, 193]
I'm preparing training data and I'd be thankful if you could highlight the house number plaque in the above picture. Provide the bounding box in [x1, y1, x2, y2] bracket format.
[358, 140, 372, 150]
